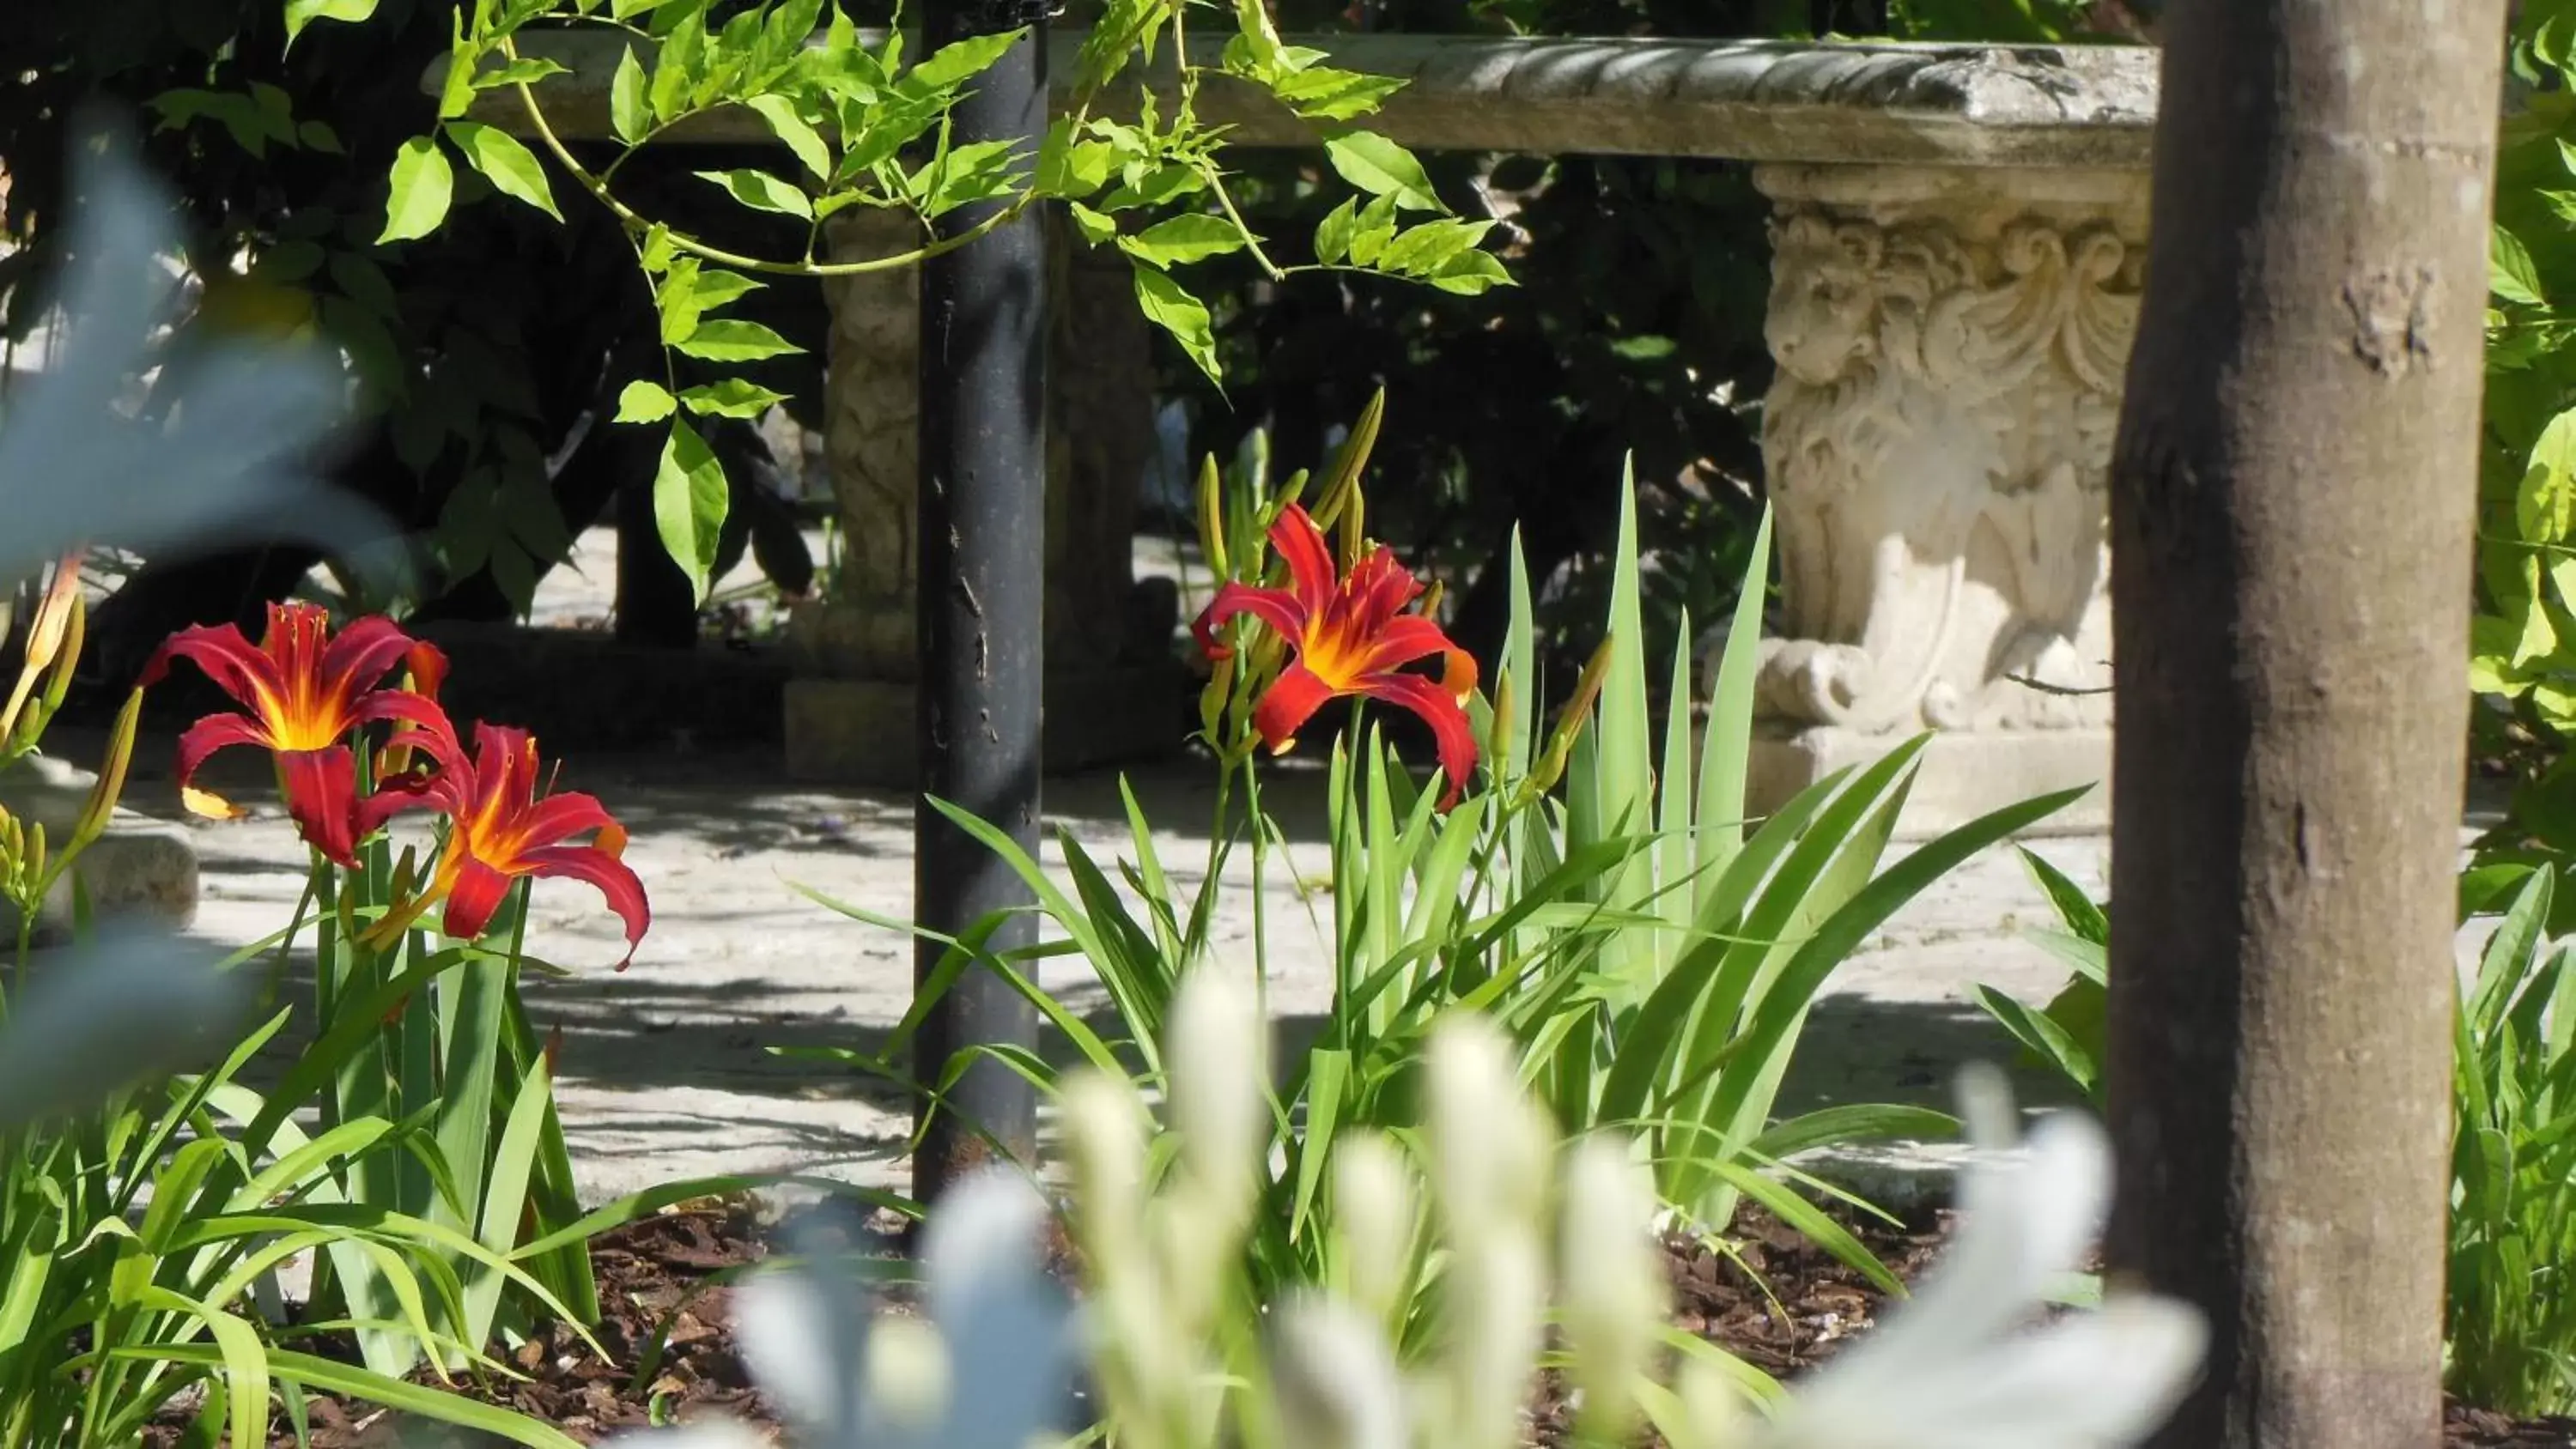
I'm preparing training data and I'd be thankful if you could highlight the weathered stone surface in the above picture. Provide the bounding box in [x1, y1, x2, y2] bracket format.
[1741, 164, 2142, 836]
[0, 755, 198, 940]
[453, 33, 2155, 167]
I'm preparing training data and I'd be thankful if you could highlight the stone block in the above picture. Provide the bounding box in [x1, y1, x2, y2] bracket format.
[784, 666, 1191, 786]
[0, 755, 199, 941]
[1745, 724, 2110, 840]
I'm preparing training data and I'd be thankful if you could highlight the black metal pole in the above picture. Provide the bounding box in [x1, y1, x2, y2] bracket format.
[913, 0, 1046, 1203]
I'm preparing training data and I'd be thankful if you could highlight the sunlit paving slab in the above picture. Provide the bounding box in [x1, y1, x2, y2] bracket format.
[125, 724, 2111, 1210]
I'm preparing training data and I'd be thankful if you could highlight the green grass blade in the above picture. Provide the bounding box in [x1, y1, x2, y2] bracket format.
[1696, 508, 1772, 910]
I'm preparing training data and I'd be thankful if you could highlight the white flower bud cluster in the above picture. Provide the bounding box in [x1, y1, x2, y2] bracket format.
[617, 996, 2206, 1449]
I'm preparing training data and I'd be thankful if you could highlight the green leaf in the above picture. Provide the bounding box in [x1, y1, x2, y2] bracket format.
[611, 45, 651, 144]
[472, 57, 571, 89]
[1272, 66, 1405, 121]
[1133, 268, 1219, 383]
[696, 167, 812, 220]
[286, 0, 380, 45]
[2495, 225, 2547, 306]
[1375, 217, 1491, 276]
[615, 379, 678, 423]
[1428, 247, 1510, 295]
[687, 268, 763, 314]
[649, 5, 710, 121]
[2518, 408, 2576, 542]
[1116, 213, 1246, 270]
[1068, 202, 1119, 245]
[440, 45, 479, 121]
[1313, 198, 1357, 264]
[299, 119, 345, 152]
[1971, 983, 2101, 1102]
[379, 136, 455, 244]
[673, 318, 801, 361]
[654, 420, 730, 601]
[1346, 193, 1398, 266]
[907, 30, 1025, 91]
[679, 379, 792, 418]
[1323, 132, 1443, 212]
[747, 94, 833, 180]
[450, 121, 561, 221]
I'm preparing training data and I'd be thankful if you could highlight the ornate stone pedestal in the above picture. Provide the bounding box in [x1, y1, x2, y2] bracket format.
[1741, 165, 2146, 837]
[783, 211, 1187, 785]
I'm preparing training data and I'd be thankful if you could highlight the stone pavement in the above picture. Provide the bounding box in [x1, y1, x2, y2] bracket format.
[50, 525, 2498, 1215]
[118, 729, 2110, 1211]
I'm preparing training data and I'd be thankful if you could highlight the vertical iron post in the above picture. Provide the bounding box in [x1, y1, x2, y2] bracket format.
[912, 0, 1047, 1203]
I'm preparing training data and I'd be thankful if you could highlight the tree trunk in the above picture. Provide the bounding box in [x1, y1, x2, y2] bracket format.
[2105, 4, 2506, 1448]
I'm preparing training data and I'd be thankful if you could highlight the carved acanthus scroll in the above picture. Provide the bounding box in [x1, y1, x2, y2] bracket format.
[1754, 201, 2140, 736]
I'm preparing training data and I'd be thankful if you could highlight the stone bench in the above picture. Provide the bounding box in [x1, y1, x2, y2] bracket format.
[459, 33, 2160, 830]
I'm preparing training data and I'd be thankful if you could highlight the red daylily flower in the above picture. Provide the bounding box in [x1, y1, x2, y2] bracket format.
[1194, 504, 1480, 807]
[363, 721, 649, 968]
[143, 603, 450, 865]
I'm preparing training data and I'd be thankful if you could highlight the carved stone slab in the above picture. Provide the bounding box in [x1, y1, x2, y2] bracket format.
[453, 33, 2156, 167]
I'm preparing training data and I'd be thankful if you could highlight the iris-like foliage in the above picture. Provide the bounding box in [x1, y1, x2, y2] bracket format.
[613, 968, 2203, 1449]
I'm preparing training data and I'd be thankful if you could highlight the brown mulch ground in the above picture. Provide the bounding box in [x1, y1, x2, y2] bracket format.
[154, 1197, 2575, 1447]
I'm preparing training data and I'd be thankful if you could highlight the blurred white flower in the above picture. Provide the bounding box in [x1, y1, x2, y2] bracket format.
[0, 124, 398, 1126]
[1327, 1131, 1418, 1330]
[1708, 1063, 2207, 1449]
[615, 1170, 1074, 1449]
[1268, 1294, 1406, 1449]
[0, 121, 393, 586]
[0, 927, 252, 1131]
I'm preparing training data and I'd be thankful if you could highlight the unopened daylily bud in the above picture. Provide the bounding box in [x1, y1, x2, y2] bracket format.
[1487, 667, 1520, 785]
[1196, 455, 1230, 581]
[1269, 1294, 1406, 1449]
[1330, 1132, 1419, 1329]
[66, 688, 142, 858]
[1519, 634, 1615, 806]
[0, 552, 82, 746]
[39, 585, 84, 719]
[1558, 1135, 1666, 1442]
[1168, 965, 1267, 1198]
[1310, 388, 1383, 540]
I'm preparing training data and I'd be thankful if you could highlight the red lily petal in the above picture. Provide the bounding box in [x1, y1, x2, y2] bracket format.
[506, 791, 621, 854]
[403, 641, 448, 698]
[1347, 547, 1421, 634]
[356, 773, 448, 840]
[1250, 662, 1340, 755]
[277, 746, 363, 866]
[172, 712, 273, 820]
[313, 614, 422, 711]
[1358, 670, 1479, 809]
[1355, 615, 1461, 676]
[361, 691, 467, 787]
[440, 857, 516, 943]
[1441, 646, 1479, 701]
[1194, 582, 1309, 663]
[519, 843, 652, 969]
[1267, 505, 1338, 609]
[143, 622, 288, 712]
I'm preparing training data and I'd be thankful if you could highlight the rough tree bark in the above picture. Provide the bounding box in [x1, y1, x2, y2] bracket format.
[2105, 3, 2507, 1447]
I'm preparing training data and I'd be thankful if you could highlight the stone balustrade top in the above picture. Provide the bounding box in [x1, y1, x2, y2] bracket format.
[452, 31, 2157, 166]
